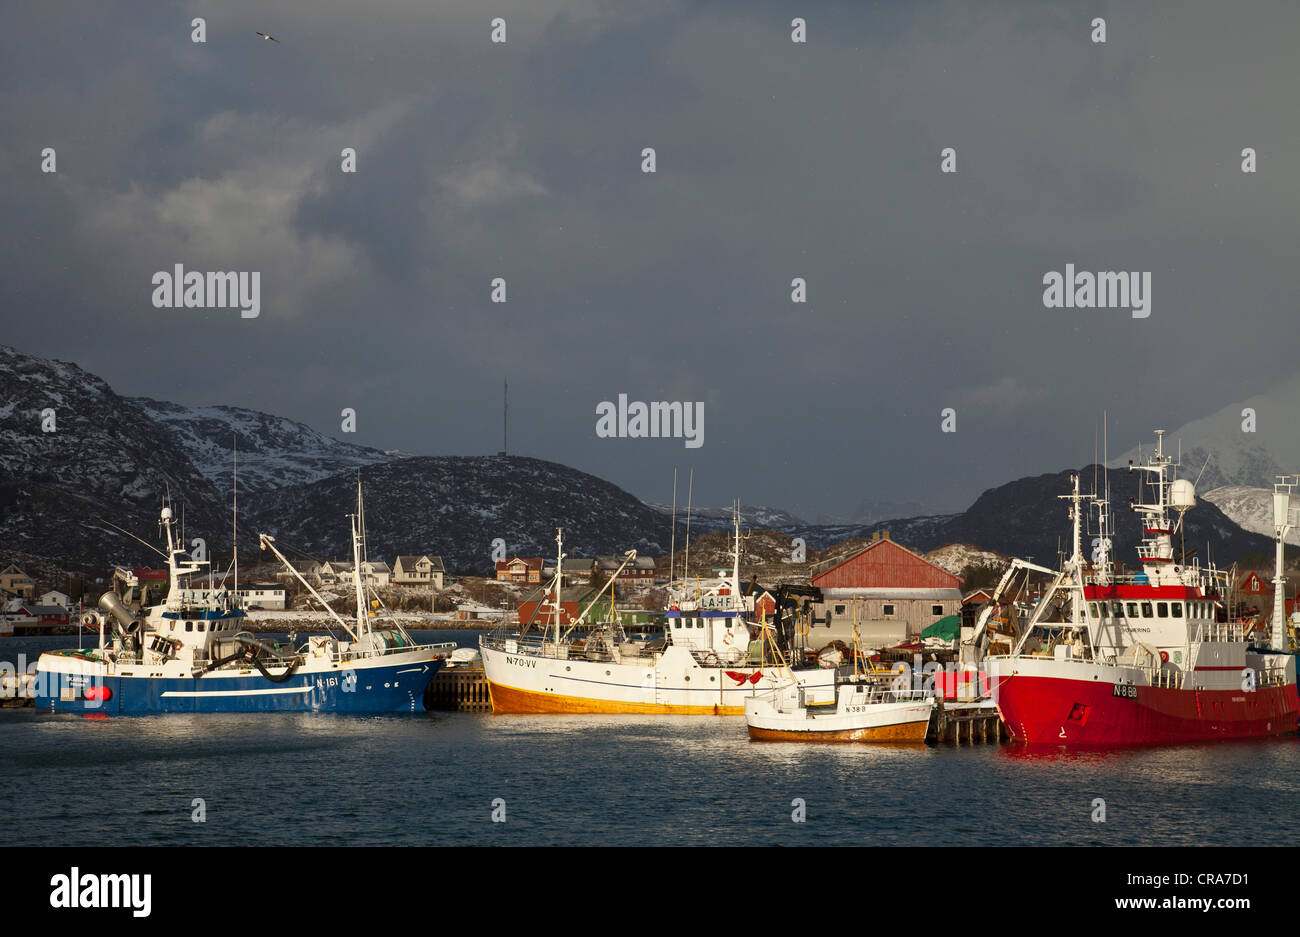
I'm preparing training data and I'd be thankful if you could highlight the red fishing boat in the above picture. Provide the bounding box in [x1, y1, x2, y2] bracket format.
[973, 431, 1298, 746]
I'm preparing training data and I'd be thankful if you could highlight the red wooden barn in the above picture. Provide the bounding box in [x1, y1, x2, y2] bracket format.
[810, 533, 962, 639]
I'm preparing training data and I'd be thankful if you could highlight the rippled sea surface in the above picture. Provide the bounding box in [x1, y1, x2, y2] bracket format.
[4, 632, 1299, 846]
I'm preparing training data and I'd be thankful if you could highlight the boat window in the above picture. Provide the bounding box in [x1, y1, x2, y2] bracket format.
[1110, 601, 1122, 617]
[932, 605, 943, 616]
[883, 604, 895, 616]
[835, 605, 845, 615]
[1141, 602, 1153, 618]
[697, 620, 704, 628]
[1126, 602, 1139, 618]
[1171, 602, 1182, 617]
[1157, 602, 1168, 618]
[1089, 603, 1098, 618]
[197, 622, 205, 632]
[186, 621, 193, 632]
[169, 622, 175, 632]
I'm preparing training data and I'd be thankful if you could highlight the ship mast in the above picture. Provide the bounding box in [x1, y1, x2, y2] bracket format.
[553, 528, 564, 646]
[351, 476, 368, 641]
[731, 500, 742, 599]
[1272, 475, 1298, 651]
[1058, 473, 1092, 629]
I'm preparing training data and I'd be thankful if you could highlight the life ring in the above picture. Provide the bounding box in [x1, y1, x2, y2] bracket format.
[703, 652, 719, 667]
[722, 631, 733, 646]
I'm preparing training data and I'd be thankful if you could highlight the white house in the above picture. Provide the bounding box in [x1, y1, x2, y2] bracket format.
[179, 583, 288, 610]
[39, 590, 72, 610]
[319, 561, 390, 588]
[393, 555, 446, 589]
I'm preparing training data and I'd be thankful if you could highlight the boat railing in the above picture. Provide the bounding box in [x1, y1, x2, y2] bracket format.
[1192, 622, 1249, 643]
[1254, 663, 1290, 689]
[479, 632, 614, 662]
[687, 648, 751, 668]
[331, 640, 456, 662]
[1149, 666, 1184, 690]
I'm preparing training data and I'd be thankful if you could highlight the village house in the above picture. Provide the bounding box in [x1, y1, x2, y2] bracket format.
[393, 555, 446, 589]
[809, 531, 962, 640]
[39, 589, 72, 610]
[14, 603, 71, 632]
[1237, 570, 1267, 596]
[740, 578, 778, 620]
[496, 556, 544, 584]
[0, 565, 35, 598]
[594, 555, 658, 583]
[960, 588, 994, 630]
[180, 583, 288, 610]
[318, 560, 391, 587]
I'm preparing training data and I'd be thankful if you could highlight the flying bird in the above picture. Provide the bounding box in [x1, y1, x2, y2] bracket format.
[255, 32, 280, 43]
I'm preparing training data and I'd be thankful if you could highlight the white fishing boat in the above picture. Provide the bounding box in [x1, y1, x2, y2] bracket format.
[745, 677, 935, 742]
[744, 616, 934, 741]
[479, 505, 836, 714]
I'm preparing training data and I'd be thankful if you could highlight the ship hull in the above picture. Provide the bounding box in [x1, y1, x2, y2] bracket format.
[488, 680, 745, 715]
[995, 672, 1300, 746]
[33, 652, 443, 715]
[479, 641, 835, 715]
[746, 721, 929, 742]
[745, 700, 933, 742]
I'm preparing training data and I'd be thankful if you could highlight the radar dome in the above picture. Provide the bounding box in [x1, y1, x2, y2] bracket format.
[1169, 479, 1196, 510]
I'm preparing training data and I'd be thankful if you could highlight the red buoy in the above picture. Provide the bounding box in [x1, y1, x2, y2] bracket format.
[100, 685, 112, 700]
[84, 686, 98, 700]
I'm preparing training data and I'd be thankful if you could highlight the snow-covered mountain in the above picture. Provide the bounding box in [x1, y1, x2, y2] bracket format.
[128, 397, 395, 493]
[1114, 375, 1300, 489]
[923, 544, 1011, 577]
[0, 345, 227, 561]
[1203, 485, 1300, 546]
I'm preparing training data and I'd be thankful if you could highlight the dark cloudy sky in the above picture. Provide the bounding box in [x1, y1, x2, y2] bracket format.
[3, 1, 1297, 521]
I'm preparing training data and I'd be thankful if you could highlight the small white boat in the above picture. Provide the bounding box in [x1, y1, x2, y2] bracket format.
[745, 676, 935, 742]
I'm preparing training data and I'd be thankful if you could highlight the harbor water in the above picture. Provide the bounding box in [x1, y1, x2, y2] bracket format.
[3, 633, 1299, 847]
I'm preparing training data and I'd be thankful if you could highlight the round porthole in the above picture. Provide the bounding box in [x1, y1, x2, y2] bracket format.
[710, 676, 716, 682]
[566, 666, 571, 671]
[606, 670, 611, 676]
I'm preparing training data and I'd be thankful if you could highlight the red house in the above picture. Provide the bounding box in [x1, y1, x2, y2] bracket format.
[20, 604, 70, 628]
[1236, 571, 1267, 595]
